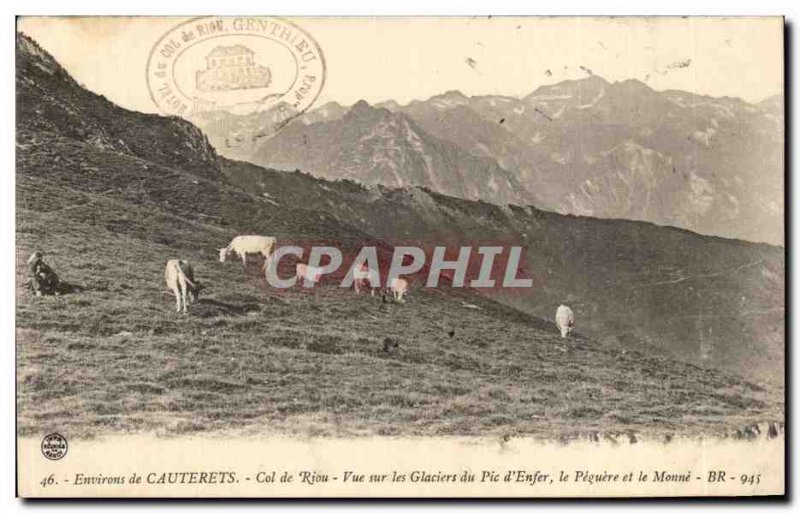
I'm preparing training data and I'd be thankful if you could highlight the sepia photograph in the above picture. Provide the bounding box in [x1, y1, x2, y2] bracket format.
[13, 13, 786, 499]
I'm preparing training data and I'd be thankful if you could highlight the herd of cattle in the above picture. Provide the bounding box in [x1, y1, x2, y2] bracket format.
[163, 235, 575, 338]
[165, 235, 410, 311]
[27, 234, 575, 338]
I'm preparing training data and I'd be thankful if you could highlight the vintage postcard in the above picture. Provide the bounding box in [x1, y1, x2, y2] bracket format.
[15, 16, 784, 498]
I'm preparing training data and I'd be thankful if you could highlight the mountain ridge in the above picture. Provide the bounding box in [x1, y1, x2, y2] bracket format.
[192, 75, 783, 245]
[244, 99, 534, 207]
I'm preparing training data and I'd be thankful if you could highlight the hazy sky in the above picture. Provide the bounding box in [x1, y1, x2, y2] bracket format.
[18, 16, 783, 114]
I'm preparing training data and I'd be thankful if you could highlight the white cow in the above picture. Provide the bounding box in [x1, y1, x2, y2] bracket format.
[353, 263, 379, 296]
[219, 235, 276, 270]
[555, 304, 575, 338]
[296, 263, 324, 286]
[165, 259, 200, 314]
[389, 278, 409, 302]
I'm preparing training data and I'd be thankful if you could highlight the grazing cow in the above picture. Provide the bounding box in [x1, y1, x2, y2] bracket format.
[389, 277, 409, 302]
[165, 259, 200, 314]
[555, 304, 575, 338]
[353, 263, 379, 296]
[296, 263, 324, 286]
[219, 235, 276, 270]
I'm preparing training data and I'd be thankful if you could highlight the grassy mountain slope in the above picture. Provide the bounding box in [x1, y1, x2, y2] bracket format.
[222, 160, 785, 387]
[16, 32, 782, 439]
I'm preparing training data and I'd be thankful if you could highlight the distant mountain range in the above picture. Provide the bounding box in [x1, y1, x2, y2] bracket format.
[191, 76, 784, 245]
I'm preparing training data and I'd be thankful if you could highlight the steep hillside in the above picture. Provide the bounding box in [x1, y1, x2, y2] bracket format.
[223, 160, 785, 386]
[200, 76, 783, 244]
[16, 32, 783, 439]
[17, 35, 220, 181]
